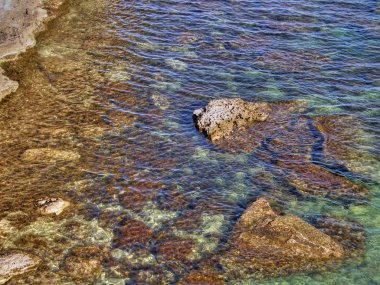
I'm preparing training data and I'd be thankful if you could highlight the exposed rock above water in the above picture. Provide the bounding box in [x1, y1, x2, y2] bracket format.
[193, 98, 305, 152]
[193, 98, 272, 142]
[0, 251, 40, 284]
[0, 0, 64, 101]
[220, 198, 344, 279]
[36, 198, 70, 215]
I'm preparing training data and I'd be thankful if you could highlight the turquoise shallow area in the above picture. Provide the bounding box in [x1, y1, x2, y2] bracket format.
[100, 0, 380, 283]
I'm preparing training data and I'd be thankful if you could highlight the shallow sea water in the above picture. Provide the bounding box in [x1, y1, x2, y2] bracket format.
[0, 0, 379, 284]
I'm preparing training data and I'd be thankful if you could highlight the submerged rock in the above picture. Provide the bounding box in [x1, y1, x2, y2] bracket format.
[151, 93, 170, 110]
[0, 252, 40, 284]
[178, 271, 226, 285]
[278, 162, 368, 200]
[64, 256, 102, 281]
[314, 216, 365, 258]
[266, 116, 315, 163]
[114, 220, 153, 246]
[193, 98, 271, 142]
[313, 115, 376, 174]
[156, 237, 195, 262]
[253, 50, 330, 72]
[177, 32, 200, 45]
[220, 198, 343, 280]
[64, 245, 105, 281]
[36, 198, 70, 216]
[21, 148, 80, 162]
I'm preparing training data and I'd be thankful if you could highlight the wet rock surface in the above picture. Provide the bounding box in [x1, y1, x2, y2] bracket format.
[220, 198, 344, 279]
[0, 0, 64, 101]
[193, 99, 305, 152]
[193, 98, 271, 142]
[36, 198, 70, 215]
[0, 251, 40, 284]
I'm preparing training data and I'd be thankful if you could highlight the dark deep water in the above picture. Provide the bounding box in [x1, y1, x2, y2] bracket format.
[0, 0, 379, 284]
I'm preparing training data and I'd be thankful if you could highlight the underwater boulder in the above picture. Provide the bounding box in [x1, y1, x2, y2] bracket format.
[312, 115, 376, 175]
[113, 219, 153, 247]
[266, 116, 315, 163]
[0, 251, 40, 284]
[278, 161, 369, 200]
[314, 216, 365, 258]
[156, 237, 196, 263]
[220, 198, 344, 280]
[178, 271, 227, 285]
[64, 245, 105, 282]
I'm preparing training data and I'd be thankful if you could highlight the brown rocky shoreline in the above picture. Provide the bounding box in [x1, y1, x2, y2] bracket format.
[0, 0, 65, 101]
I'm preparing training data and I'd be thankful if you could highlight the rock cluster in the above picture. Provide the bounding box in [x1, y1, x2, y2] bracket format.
[220, 198, 344, 279]
[193, 98, 368, 200]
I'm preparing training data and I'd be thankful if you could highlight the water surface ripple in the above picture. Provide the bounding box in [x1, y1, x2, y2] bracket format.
[0, 0, 379, 284]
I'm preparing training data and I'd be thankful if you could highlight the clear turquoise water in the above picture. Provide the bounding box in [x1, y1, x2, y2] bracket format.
[100, 0, 380, 283]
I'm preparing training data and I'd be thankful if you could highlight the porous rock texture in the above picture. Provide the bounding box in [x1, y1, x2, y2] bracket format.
[193, 98, 271, 142]
[220, 198, 344, 280]
[193, 98, 305, 152]
[0, 251, 40, 284]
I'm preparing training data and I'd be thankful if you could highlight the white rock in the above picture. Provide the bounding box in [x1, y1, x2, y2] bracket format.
[36, 198, 70, 215]
[0, 252, 40, 284]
